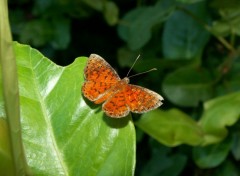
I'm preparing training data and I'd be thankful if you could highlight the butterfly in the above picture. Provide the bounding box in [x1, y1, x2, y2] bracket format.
[82, 54, 163, 118]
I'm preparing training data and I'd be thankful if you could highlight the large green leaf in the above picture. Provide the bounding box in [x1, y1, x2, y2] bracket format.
[135, 109, 203, 146]
[199, 91, 240, 145]
[1, 42, 136, 175]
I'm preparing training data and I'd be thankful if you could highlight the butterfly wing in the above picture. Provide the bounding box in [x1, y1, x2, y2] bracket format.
[82, 54, 120, 102]
[102, 84, 163, 118]
[102, 90, 130, 118]
[125, 84, 163, 113]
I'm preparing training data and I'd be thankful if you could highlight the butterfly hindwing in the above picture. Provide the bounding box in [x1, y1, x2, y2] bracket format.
[103, 90, 130, 118]
[125, 84, 163, 113]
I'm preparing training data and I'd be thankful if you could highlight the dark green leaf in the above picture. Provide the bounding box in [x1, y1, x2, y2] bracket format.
[176, 0, 205, 3]
[51, 17, 70, 49]
[160, 154, 187, 176]
[118, 0, 176, 50]
[162, 66, 213, 107]
[162, 1, 210, 59]
[140, 143, 187, 176]
[10, 42, 136, 175]
[214, 160, 240, 176]
[19, 19, 53, 46]
[193, 139, 231, 168]
[199, 91, 240, 145]
[231, 132, 240, 160]
[82, 0, 103, 11]
[135, 109, 203, 146]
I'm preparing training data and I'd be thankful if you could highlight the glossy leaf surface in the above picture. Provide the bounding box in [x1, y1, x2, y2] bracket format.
[3, 42, 136, 175]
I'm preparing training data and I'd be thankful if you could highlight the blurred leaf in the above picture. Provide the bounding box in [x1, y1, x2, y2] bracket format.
[162, 66, 213, 107]
[33, 0, 54, 15]
[117, 47, 139, 68]
[210, 0, 240, 9]
[210, 0, 240, 36]
[82, 0, 103, 11]
[0, 119, 14, 175]
[160, 154, 187, 176]
[135, 127, 145, 143]
[19, 17, 70, 49]
[140, 145, 172, 176]
[51, 17, 70, 49]
[104, 1, 119, 26]
[8, 42, 136, 175]
[214, 160, 240, 176]
[162, 1, 210, 59]
[140, 143, 186, 176]
[199, 91, 240, 145]
[211, 15, 240, 36]
[118, 0, 176, 50]
[216, 59, 240, 95]
[19, 19, 53, 46]
[231, 132, 240, 160]
[176, 0, 205, 3]
[135, 109, 203, 146]
[193, 139, 232, 168]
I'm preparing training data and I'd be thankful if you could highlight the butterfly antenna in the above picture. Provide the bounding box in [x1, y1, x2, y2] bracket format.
[128, 68, 157, 79]
[126, 54, 141, 77]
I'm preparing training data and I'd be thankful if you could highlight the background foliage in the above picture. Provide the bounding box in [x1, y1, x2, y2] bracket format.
[2, 0, 240, 175]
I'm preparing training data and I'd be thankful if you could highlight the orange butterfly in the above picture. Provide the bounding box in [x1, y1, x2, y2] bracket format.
[82, 54, 163, 118]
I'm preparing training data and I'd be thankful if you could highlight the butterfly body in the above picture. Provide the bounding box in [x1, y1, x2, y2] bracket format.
[82, 54, 163, 118]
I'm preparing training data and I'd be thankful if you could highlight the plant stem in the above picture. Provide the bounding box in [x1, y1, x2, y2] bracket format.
[0, 0, 30, 175]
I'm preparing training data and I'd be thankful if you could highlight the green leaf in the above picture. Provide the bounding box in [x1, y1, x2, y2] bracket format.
[103, 1, 119, 26]
[162, 1, 210, 59]
[199, 91, 240, 145]
[176, 0, 205, 3]
[159, 154, 187, 176]
[214, 160, 240, 176]
[11, 42, 136, 175]
[140, 143, 187, 176]
[193, 139, 231, 168]
[51, 17, 70, 49]
[19, 17, 70, 49]
[82, 0, 103, 11]
[162, 66, 213, 107]
[117, 0, 176, 50]
[19, 19, 54, 46]
[210, 0, 240, 36]
[135, 109, 203, 146]
[231, 131, 240, 160]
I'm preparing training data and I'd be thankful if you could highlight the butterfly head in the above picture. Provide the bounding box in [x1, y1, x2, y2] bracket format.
[123, 77, 130, 84]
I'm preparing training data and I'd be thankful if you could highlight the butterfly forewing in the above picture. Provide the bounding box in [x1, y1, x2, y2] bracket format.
[82, 54, 120, 101]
